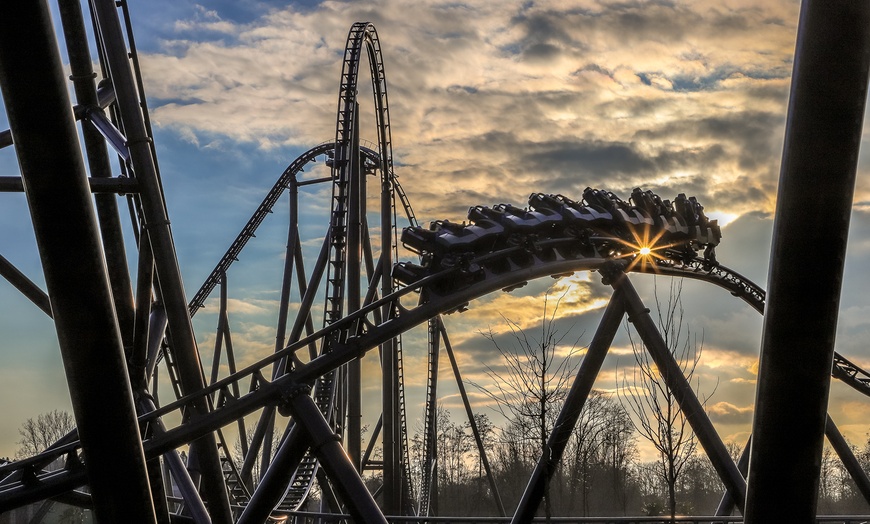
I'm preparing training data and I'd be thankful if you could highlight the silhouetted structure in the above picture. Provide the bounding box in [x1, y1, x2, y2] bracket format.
[1, 1, 870, 522]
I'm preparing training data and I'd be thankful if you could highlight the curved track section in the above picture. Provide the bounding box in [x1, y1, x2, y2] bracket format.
[181, 22, 417, 514]
[277, 22, 414, 512]
[187, 142, 377, 317]
[397, 188, 870, 401]
[5, 187, 870, 510]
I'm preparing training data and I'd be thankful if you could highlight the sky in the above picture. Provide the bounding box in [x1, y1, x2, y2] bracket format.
[4, 0, 870, 467]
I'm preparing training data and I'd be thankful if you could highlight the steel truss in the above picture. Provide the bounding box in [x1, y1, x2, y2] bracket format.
[2, 1, 870, 523]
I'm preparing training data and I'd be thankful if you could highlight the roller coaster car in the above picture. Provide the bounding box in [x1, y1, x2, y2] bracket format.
[432, 218, 505, 254]
[557, 194, 617, 227]
[672, 193, 722, 247]
[396, 187, 723, 290]
[468, 204, 561, 234]
[501, 203, 564, 232]
[401, 225, 437, 254]
[401, 218, 506, 257]
[582, 187, 654, 230]
[528, 193, 613, 227]
[630, 188, 668, 217]
[659, 213, 692, 239]
[392, 261, 428, 285]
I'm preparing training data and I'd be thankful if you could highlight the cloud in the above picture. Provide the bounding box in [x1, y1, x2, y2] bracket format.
[201, 297, 282, 315]
[707, 401, 753, 424]
[137, 0, 803, 223]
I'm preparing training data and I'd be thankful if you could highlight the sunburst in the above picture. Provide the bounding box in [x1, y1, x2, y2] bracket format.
[609, 225, 682, 273]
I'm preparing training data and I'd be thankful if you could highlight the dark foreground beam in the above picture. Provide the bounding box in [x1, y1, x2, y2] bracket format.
[89, 0, 233, 520]
[0, 176, 139, 193]
[0, 254, 52, 317]
[0, 2, 156, 522]
[745, 1, 870, 521]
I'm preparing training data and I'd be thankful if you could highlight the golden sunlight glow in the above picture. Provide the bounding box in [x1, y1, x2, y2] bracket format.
[711, 212, 738, 228]
[608, 226, 681, 274]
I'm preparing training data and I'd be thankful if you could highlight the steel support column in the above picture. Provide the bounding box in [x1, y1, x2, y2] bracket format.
[381, 162, 399, 513]
[442, 321, 506, 517]
[57, 0, 135, 353]
[139, 396, 210, 524]
[237, 423, 307, 524]
[347, 103, 364, 472]
[825, 416, 870, 505]
[0, 2, 156, 522]
[610, 268, 747, 510]
[511, 288, 625, 523]
[745, 1, 870, 520]
[286, 389, 388, 524]
[715, 437, 749, 517]
[88, 1, 233, 520]
[243, 233, 330, 487]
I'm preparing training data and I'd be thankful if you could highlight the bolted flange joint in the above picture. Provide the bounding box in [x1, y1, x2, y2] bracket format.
[598, 259, 628, 286]
[277, 382, 312, 417]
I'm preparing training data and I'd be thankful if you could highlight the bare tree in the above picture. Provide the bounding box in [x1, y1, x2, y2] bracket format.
[436, 407, 473, 487]
[568, 390, 609, 515]
[473, 292, 581, 518]
[818, 444, 837, 513]
[619, 279, 710, 518]
[471, 413, 496, 488]
[232, 426, 284, 490]
[15, 409, 75, 459]
[564, 390, 637, 516]
[598, 395, 637, 514]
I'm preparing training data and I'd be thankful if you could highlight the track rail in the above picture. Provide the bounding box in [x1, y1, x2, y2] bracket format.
[6, 209, 870, 511]
[187, 142, 377, 316]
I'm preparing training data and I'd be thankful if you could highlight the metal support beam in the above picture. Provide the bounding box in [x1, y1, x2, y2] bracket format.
[0, 2, 156, 522]
[146, 456, 172, 524]
[241, 405, 275, 490]
[285, 388, 388, 524]
[259, 185, 301, 476]
[347, 102, 364, 472]
[0, 254, 52, 317]
[442, 320, 505, 517]
[609, 268, 747, 510]
[139, 398, 211, 524]
[131, 233, 154, 390]
[0, 176, 138, 193]
[380, 126, 399, 516]
[58, 0, 136, 354]
[88, 1, 233, 520]
[511, 288, 625, 523]
[244, 232, 329, 487]
[237, 423, 307, 524]
[745, 1, 870, 520]
[715, 437, 750, 517]
[825, 415, 870, 505]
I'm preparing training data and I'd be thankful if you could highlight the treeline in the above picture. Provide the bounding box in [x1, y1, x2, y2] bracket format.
[405, 396, 870, 517]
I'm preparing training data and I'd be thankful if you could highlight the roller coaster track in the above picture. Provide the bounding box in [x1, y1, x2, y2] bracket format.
[4, 8, 869, 520]
[5, 193, 870, 513]
[418, 316, 441, 516]
[186, 141, 358, 316]
[137, 25, 419, 516]
[178, 22, 419, 513]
